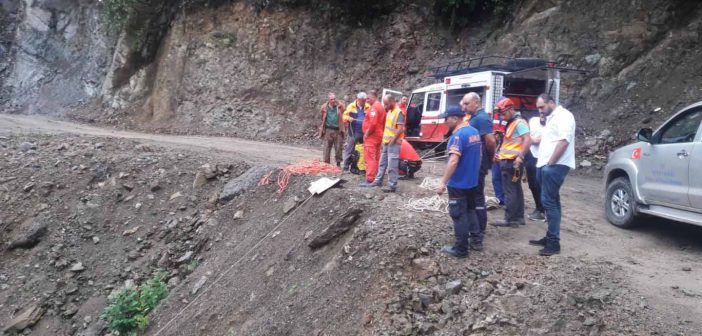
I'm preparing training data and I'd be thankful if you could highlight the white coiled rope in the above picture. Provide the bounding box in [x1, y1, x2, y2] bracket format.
[419, 177, 443, 190]
[402, 195, 448, 213]
[400, 177, 449, 213]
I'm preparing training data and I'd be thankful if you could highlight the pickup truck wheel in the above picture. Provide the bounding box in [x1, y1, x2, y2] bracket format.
[605, 177, 638, 228]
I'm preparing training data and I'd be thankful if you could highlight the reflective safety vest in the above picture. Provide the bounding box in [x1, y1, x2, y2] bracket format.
[498, 118, 528, 160]
[383, 106, 405, 144]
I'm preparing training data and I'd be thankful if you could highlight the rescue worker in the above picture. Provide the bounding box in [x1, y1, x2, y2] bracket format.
[399, 95, 409, 118]
[491, 98, 532, 227]
[526, 110, 546, 221]
[360, 90, 386, 185]
[460, 92, 495, 250]
[342, 92, 370, 172]
[529, 94, 576, 256]
[491, 103, 508, 206]
[398, 139, 422, 179]
[436, 106, 482, 258]
[370, 94, 405, 193]
[319, 92, 345, 166]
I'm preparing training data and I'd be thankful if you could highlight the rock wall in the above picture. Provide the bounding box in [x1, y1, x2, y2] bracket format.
[2, 0, 702, 152]
[488, 0, 702, 155]
[1, 0, 115, 114]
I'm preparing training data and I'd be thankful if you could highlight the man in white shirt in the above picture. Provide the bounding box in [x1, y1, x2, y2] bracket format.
[525, 112, 545, 221]
[529, 94, 576, 256]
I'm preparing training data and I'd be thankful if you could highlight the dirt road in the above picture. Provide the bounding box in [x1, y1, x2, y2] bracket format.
[2, 113, 701, 332]
[0, 114, 318, 165]
[423, 162, 702, 331]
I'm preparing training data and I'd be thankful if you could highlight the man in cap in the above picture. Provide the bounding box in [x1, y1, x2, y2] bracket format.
[342, 92, 370, 172]
[436, 106, 482, 258]
[491, 97, 532, 227]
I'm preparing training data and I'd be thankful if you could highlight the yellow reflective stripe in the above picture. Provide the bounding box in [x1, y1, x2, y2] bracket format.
[499, 149, 521, 155]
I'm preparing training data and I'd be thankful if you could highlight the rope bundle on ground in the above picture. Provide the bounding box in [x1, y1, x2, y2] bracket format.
[419, 177, 443, 191]
[402, 195, 448, 213]
[259, 160, 341, 193]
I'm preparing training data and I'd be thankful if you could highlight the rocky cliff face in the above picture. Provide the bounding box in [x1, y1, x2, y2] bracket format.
[2, 0, 702, 156]
[1, 0, 115, 114]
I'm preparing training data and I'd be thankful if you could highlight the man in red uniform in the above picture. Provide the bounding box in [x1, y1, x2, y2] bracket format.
[361, 90, 386, 184]
[398, 139, 422, 179]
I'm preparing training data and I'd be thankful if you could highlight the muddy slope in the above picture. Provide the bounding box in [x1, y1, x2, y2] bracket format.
[1, 133, 699, 335]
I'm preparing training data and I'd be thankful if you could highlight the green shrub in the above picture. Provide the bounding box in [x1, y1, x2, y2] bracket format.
[101, 273, 169, 336]
[102, 0, 138, 32]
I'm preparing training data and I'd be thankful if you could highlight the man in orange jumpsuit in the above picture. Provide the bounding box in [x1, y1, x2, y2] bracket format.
[398, 139, 422, 179]
[360, 90, 386, 184]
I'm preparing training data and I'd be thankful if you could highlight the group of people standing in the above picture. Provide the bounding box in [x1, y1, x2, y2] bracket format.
[437, 93, 576, 258]
[319, 90, 576, 257]
[319, 91, 417, 193]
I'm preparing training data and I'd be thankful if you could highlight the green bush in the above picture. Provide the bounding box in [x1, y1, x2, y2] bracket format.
[102, 0, 137, 32]
[101, 273, 169, 336]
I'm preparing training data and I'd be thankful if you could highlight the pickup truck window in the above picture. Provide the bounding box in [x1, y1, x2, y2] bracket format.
[659, 109, 702, 144]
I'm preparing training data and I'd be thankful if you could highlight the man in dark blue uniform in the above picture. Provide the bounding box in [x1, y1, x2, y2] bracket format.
[461, 92, 496, 250]
[436, 106, 482, 258]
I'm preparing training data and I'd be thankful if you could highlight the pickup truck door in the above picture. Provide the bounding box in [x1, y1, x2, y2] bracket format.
[638, 107, 701, 208]
[688, 125, 702, 210]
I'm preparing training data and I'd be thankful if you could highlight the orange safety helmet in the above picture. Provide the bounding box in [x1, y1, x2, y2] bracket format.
[492, 97, 515, 134]
[494, 97, 516, 115]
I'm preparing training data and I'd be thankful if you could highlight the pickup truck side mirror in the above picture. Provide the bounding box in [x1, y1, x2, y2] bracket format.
[637, 128, 653, 143]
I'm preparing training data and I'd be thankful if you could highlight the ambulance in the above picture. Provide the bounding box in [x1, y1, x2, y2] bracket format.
[384, 56, 585, 146]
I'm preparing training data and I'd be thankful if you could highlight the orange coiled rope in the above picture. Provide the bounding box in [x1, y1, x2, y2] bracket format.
[258, 160, 341, 193]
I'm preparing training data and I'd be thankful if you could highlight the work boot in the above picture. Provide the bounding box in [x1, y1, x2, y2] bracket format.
[367, 179, 383, 188]
[441, 245, 468, 259]
[491, 220, 520, 228]
[381, 186, 396, 193]
[359, 181, 375, 188]
[528, 210, 546, 221]
[539, 241, 561, 256]
[470, 242, 484, 251]
[528, 237, 547, 246]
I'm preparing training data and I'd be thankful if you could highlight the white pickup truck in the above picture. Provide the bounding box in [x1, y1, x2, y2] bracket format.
[604, 102, 702, 228]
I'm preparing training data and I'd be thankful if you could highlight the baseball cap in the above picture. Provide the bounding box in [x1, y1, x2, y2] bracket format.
[439, 105, 465, 119]
[357, 92, 367, 99]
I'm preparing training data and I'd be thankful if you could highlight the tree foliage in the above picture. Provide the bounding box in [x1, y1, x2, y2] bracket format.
[102, 0, 138, 32]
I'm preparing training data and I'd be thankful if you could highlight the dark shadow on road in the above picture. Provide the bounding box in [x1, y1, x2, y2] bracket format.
[627, 216, 702, 252]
